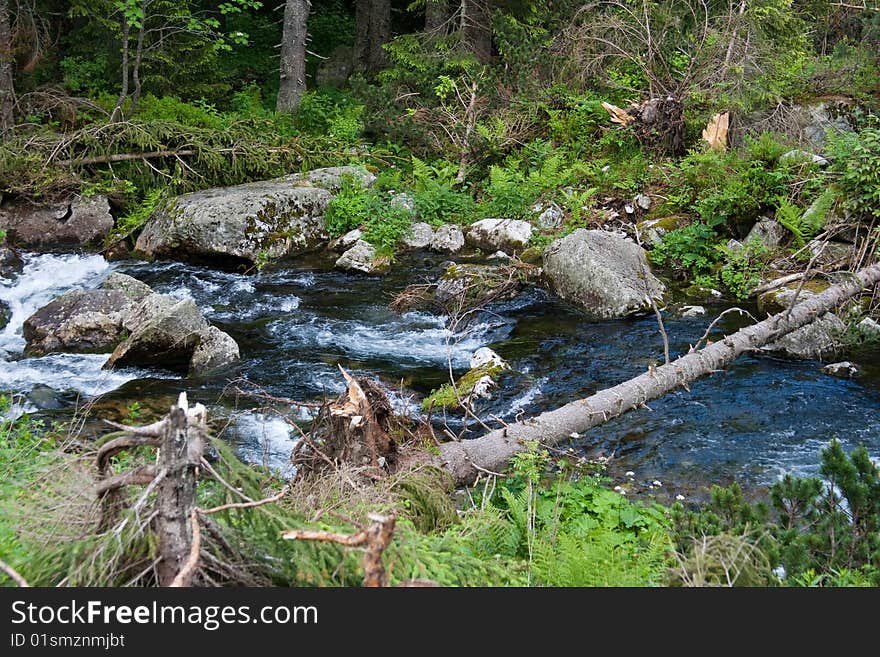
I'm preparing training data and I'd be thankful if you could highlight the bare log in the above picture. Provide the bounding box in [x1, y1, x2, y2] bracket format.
[436, 262, 880, 485]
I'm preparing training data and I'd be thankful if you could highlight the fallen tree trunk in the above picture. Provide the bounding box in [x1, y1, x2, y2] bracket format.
[436, 262, 880, 486]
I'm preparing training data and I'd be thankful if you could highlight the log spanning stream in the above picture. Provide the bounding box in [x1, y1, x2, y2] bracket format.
[2, 251, 880, 500]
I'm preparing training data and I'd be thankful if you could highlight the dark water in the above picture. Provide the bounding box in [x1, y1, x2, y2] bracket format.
[2, 252, 879, 501]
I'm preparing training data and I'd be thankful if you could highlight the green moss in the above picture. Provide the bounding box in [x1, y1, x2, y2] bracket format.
[421, 363, 503, 411]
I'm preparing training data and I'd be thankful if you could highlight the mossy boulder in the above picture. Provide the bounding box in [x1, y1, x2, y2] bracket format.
[134, 166, 375, 268]
[637, 215, 686, 247]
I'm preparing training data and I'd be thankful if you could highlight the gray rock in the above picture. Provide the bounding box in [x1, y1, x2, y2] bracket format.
[746, 217, 786, 249]
[135, 182, 331, 268]
[100, 272, 153, 302]
[781, 149, 829, 166]
[0, 246, 22, 280]
[636, 217, 683, 247]
[807, 239, 856, 267]
[315, 45, 353, 88]
[430, 224, 465, 253]
[466, 218, 532, 253]
[0, 299, 9, 332]
[800, 102, 853, 147]
[400, 222, 434, 250]
[535, 203, 564, 230]
[329, 228, 363, 253]
[335, 240, 387, 275]
[282, 166, 376, 193]
[727, 239, 744, 252]
[0, 195, 113, 249]
[822, 361, 858, 378]
[681, 305, 706, 317]
[763, 313, 846, 360]
[190, 326, 240, 375]
[634, 194, 652, 211]
[105, 296, 212, 373]
[23, 286, 140, 355]
[542, 229, 665, 320]
[858, 317, 880, 338]
[389, 192, 417, 215]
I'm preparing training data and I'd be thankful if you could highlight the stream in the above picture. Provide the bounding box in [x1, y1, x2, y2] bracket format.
[3, 251, 880, 501]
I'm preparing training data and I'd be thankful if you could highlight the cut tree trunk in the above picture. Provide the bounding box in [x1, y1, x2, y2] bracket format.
[434, 262, 880, 486]
[277, 0, 310, 113]
[0, 0, 14, 136]
[155, 397, 207, 586]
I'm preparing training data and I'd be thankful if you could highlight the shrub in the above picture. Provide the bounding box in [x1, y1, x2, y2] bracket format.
[830, 121, 880, 222]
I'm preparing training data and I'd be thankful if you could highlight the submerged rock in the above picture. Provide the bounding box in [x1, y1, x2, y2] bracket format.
[466, 218, 532, 254]
[0, 195, 113, 249]
[0, 299, 9, 332]
[0, 246, 23, 279]
[758, 282, 845, 359]
[822, 361, 858, 378]
[542, 229, 665, 320]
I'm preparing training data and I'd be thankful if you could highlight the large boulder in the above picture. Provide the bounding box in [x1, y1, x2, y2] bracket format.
[466, 218, 532, 253]
[23, 273, 152, 355]
[134, 166, 375, 268]
[23, 271, 238, 374]
[104, 295, 238, 375]
[542, 229, 665, 319]
[0, 195, 113, 249]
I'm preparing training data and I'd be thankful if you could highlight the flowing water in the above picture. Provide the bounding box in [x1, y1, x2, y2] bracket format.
[3, 251, 880, 501]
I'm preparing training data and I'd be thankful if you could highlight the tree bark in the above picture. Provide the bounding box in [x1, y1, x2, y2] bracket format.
[354, 0, 390, 72]
[155, 395, 207, 586]
[0, 0, 15, 136]
[460, 0, 491, 63]
[276, 0, 310, 113]
[435, 262, 880, 486]
[129, 2, 147, 116]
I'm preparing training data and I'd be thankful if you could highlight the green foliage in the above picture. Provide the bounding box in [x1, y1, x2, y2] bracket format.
[323, 177, 415, 256]
[667, 135, 795, 229]
[295, 90, 365, 144]
[410, 157, 475, 226]
[830, 121, 880, 222]
[649, 222, 720, 277]
[490, 447, 672, 586]
[109, 188, 167, 243]
[719, 240, 771, 300]
[60, 55, 112, 96]
[671, 440, 880, 586]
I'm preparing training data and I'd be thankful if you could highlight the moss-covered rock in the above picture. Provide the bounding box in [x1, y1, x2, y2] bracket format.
[421, 361, 506, 412]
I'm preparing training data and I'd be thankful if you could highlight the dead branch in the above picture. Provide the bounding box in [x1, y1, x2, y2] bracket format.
[169, 508, 201, 588]
[198, 485, 290, 515]
[282, 513, 396, 587]
[95, 465, 158, 495]
[0, 559, 30, 587]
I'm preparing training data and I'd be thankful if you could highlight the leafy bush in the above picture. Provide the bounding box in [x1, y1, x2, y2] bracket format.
[719, 240, 771, 300]
[830, 121, 880, 221]
[649, 222, 720, 278]
[295, 90, 365, 143]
